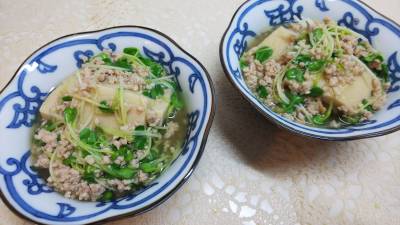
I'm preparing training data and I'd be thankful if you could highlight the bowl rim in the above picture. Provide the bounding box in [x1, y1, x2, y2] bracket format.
[219, 0, 400, 141]
[0, 25, 216, 225]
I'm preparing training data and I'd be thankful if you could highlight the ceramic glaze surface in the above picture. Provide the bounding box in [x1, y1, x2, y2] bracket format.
[1, 0, 400, 225]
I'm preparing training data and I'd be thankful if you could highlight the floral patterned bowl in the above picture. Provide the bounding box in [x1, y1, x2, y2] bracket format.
[220, 0, 400, 140]
[0, 26, 215, 224]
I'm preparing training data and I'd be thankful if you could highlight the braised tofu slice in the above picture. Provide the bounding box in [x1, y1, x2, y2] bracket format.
[96, 85, 172, 127]
[146, 89, 172, 126]
[322, 56, 380, 113]
[96, 85, 147, 127]
[40, 74, 173, 129]
[39, 75, 78, 121]
[248, 26, 297, 60]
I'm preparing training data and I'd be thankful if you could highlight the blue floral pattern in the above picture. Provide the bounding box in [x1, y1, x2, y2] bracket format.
[388, 52, 400, 93]
[73, 50, 94, 68]
[231, 23, 256, 79]
[337, 12, 379, 43]
[0, 29, 211, 223]
[315, 0, 329, 12]
[264, 0, 303, 25]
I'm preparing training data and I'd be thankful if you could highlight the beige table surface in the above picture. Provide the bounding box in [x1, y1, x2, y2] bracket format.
[1, 0, 400, 224]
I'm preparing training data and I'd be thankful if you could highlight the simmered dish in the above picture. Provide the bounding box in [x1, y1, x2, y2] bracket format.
[31, 47, 186, 201]
[240, 18, 389, 128]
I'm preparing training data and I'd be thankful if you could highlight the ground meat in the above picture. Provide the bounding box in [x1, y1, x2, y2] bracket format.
[102, 155, 111, 164]
[284, 71, 313, 95]
[340, 35, 358, 55]
[323, 17, 335, 25]
[112, 138, 128, 149]
[107, 179, 132, 192]
[34, 128, 59, 155]
[48, 161, 105, 201]
[243, 62, 259, 89]
[305, 98, 326, 115]
[114, 156, 126, 166]
[34, 154, 50, 168]
[55, 101, 72, 113]
[79, 67, 97, 91]
[82, 63, 146, 92]
[278, 52, 295, 65]
[130, 159, 139, 168]
[243, 56, 282, 93]
[324, 55, 363, 87]
[296, 40, 312, 54]
[136, 150, 147, 160]
[264, 60, 282, 77]
[134, 65, 151, 77]
[164, 122, 179, 139]
[370, 60, 382, 70]
[310, 47, 326, 60]
[35, 129, 57, 145]
[147, 110, 162, 126]
[329, 120, 341, 128]
[138, 171, 149, 183]
[354, 42, 372, 58]
[289, 19, 316, 33]
[85, 155, 96, 165]
[57, 139, 74, 159]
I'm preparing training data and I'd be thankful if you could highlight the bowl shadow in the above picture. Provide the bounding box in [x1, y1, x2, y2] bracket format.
[214, 72, 339, 174]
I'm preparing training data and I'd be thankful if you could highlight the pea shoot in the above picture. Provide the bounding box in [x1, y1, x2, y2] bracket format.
[62, 96, 73, 102]
[309, 86, 324, 97]
[254, 46, 273, 63]
[98, 100, 114, 113]
[256, 85, 268, 98]
[285, 67, 305, 83]
[311, 101, 333, 125]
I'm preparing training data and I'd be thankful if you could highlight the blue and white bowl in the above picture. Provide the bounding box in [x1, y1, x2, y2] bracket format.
[0, 26, 215, 224]
[220, 0, 400, 140]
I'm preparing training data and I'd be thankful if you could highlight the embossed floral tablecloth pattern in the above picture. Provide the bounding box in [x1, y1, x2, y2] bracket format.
[1, 0, 400, 224]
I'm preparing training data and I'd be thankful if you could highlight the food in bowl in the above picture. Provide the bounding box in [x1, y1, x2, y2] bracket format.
[31, 47, 187, 201]
[240, 18, 389, 128]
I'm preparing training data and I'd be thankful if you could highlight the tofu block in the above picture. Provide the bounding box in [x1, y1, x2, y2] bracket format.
[39, 75, 78, 121]
[146, 89, 172, 124]
[322, 57, 380, 112]
[39, 74, 172, 128]
[95, 85, 148, 127]
[248, 26, 297, 59]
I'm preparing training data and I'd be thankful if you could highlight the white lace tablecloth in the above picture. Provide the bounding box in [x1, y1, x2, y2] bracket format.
[1, 0, 400, 224]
